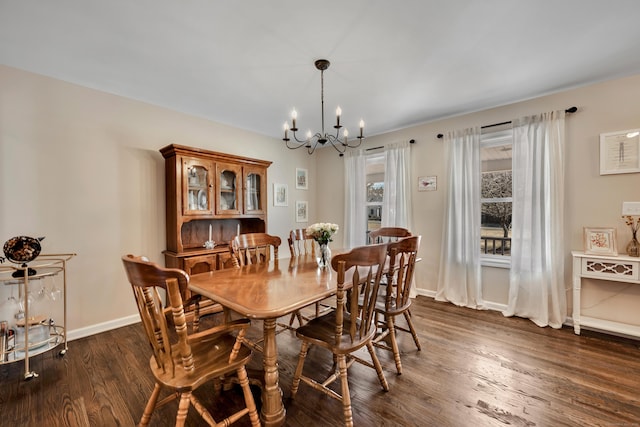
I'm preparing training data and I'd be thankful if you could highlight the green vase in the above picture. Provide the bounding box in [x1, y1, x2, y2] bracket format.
[627, 230, 639, 257]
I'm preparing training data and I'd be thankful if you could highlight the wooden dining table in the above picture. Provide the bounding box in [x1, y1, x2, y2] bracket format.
[189, 253, 348, 427]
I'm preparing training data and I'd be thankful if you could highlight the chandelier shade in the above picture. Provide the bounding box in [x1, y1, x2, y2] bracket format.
[283, 59, 364, 155]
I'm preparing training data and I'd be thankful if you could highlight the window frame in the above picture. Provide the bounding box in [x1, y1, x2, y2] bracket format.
[480, 129, 513, 269]
[365, 153, 385, 242]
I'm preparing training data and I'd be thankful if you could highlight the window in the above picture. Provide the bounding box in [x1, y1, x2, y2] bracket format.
[366, 154, 384, 241]
[480, 129, 512, 265]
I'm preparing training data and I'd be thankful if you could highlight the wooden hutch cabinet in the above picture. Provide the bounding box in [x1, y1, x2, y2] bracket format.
[160, 144, 271, 275]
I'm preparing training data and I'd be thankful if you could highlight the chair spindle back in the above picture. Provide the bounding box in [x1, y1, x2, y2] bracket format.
[288, 228, 316, 257]
[368, 227, 412, 244]
[385, 236, 421, 314]
[331, 243, 388, 347]
[231, 232, 281, 267]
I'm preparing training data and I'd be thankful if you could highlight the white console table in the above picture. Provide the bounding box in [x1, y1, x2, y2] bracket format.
[572, 251, 640, 337]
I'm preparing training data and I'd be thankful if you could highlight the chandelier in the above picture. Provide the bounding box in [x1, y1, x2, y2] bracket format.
[283, 59, 364, 155]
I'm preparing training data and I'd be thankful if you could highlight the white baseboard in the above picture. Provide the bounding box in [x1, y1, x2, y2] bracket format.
[415, 288, 507, 312]
[67, 314, 140, 341]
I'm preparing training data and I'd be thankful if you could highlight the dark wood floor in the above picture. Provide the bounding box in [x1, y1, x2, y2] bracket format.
[1, 296, 639, 426]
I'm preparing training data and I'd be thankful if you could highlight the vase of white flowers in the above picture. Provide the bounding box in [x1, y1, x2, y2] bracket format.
[306, 223, 339, 268]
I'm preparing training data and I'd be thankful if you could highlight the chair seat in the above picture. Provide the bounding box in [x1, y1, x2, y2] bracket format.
[372, 293, 411, 316]
[296, 310, 376, 355]
[152, 332, 253, 390]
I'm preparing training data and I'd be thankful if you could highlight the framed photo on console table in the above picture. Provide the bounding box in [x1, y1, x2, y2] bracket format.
[583, 227, 618, 256]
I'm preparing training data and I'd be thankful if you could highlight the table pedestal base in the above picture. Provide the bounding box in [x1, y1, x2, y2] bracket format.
[260, 318, 286, 427]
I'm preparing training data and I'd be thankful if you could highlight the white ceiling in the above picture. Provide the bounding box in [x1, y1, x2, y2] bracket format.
[2, 1, 640, 140]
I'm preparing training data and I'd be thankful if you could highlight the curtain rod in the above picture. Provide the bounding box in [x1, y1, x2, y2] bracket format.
[364, 139, 416, 152]
[340, 139, 415, 156]
[436, 106, 577, 139]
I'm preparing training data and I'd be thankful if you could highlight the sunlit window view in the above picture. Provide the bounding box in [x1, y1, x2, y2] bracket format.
[480, 130, 513, 256]
[366, 155, 385, 241]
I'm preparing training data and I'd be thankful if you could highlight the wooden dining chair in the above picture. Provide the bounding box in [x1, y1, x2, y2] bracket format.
[120, 255, 212, 333]
[282, 229, 332, 328]
[229, 232, 281, 350]
[231, 232, 281, 267]
[368, 227, 412, 244]
[372, 235, 422, 374]
[291, 243, 390, 427]
[121, 254, 260, 427]
[288, 228, 315, 257]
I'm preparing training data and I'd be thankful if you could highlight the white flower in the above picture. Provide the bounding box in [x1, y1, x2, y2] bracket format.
[305, 222, 339, 244]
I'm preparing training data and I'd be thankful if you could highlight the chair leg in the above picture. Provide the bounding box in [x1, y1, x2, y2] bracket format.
[175, 392, 191, 427]
[386, 315, 403, 375]
[237, 366, 261, 426]
[291, 341, 310, 398]
[403, 310, 422, 351]
[338, 354, 354, 427]
[288, 312, 297, 327]
[296, 310, 304, 326]
[139, 382, 162, 427]
[366, 342, 389, 392]
[192, 300, 200, 332]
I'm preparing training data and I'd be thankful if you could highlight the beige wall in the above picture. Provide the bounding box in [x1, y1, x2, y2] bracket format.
[2, 64, 639, 338]
[0, 65, 317, 337]
[317, 73, 640, 327]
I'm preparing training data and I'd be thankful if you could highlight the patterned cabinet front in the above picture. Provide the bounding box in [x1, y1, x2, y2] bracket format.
[581, 257, 640, 282]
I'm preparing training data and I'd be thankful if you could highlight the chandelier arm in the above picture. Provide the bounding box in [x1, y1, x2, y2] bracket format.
[330, 141, 347, 154]
[344, 137, 363, 148]
[290, 131, 309, 144]
[285, 140, 309, 150]
[324, 135, 345, 154]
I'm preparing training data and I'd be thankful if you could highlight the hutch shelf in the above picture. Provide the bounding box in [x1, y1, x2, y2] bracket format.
[0, 253, 75, 380]
[160, 144, 271, 315]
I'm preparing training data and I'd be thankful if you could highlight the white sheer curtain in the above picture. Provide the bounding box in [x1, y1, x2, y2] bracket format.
[343, 148, 367, 248]
[504, 111, 566, 328]
[382, 141, 412, 230]
[436, 127, 484, 308]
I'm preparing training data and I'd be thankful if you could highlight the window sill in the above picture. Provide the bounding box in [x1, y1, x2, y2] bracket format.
[481, 255, 511, 269]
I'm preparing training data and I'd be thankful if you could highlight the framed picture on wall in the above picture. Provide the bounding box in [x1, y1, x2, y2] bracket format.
[599, 129, 640, 175]
[418, 176, 437, 191]
[583, 227, 618, 256]
[296, 168, 308, 190]
[295, 200, 308, 222]
[273, 183, 288, 207]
